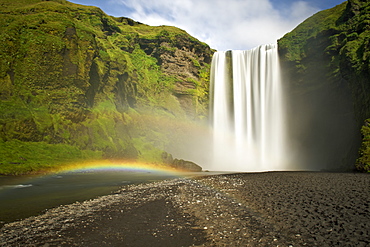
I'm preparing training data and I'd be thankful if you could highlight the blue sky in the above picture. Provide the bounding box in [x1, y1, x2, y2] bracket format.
[68, 0, 346, 51]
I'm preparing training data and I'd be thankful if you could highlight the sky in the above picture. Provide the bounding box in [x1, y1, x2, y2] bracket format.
[68, 0, 346, 51]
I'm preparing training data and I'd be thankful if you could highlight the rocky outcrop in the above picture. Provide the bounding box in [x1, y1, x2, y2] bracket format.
[171, 159, 202, 172]
[161, 152, 202, 172]
[138, 30, 213, 118]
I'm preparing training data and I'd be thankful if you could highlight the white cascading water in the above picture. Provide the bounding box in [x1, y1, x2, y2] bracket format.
[210, 43, 287, 172]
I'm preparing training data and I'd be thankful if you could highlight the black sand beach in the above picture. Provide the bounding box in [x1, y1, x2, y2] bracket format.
[1, 172, 369, 246]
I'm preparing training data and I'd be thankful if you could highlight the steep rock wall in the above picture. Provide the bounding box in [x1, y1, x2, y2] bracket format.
[278, 0, 370, 171]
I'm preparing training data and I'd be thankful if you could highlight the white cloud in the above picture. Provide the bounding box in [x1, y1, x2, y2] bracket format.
[288, 1, 318, 22]
[112, 0, 319, 51]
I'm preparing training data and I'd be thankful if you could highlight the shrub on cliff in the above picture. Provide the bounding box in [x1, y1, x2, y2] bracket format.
[356, 119, 370, 172]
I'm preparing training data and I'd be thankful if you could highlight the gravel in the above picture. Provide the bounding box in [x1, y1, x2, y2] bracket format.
[1, 172, 369, 246]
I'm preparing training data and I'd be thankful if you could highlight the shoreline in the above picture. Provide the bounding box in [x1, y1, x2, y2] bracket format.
[1, 172, 369, 246]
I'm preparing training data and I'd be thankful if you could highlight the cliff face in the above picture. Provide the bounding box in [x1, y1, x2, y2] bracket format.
[278, 0, 370, 171]
[0, 0, 213, 174]
[3, 0, 370, 174]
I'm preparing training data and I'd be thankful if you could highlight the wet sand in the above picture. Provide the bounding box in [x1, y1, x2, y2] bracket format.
[1, 172, 369, 246]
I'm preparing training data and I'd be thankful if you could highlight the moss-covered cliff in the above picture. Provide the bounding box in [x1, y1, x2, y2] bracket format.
[278, 0, 370, 172]
[0, 0, 212, 174]
[3, 0, 370, 174]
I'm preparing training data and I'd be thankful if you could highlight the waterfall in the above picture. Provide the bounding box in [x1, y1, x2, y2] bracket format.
[210, 44, 287, 172]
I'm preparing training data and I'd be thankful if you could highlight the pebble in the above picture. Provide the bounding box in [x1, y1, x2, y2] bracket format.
[0, 173, 369, 246]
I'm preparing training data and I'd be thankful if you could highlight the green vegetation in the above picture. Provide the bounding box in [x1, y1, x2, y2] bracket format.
[0, 0, 212, 175]
[278, 1, 348, 81]
[356, 119, 370, 172]
[279, 2, 348, 62]
[0, 139, 101, 175]
[279, 0, 370, 116]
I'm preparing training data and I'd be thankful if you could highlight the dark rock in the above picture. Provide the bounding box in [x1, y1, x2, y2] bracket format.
[171, 158, 202, 172]
[161, 152, 174, 164]
[162, 152, 202, 172]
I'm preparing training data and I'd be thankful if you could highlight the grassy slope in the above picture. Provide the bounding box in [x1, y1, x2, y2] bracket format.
[0, 0, 211, 174]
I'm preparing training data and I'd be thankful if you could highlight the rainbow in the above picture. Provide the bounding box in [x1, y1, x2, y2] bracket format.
[51, 160, 189, 176]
